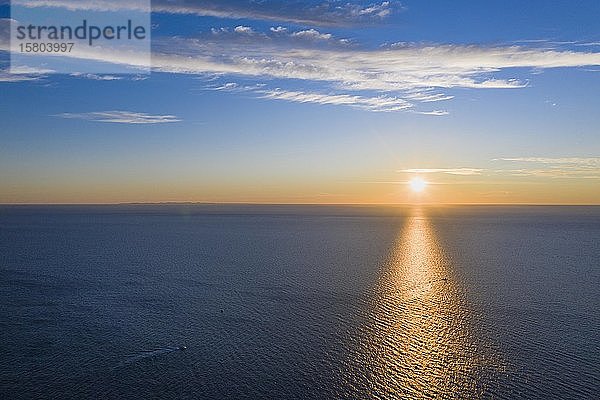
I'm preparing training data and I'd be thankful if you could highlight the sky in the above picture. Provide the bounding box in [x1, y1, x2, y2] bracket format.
[1, 0, 600, 204]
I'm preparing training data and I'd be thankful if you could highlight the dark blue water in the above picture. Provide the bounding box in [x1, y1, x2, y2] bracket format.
[1, 205, 598, 399]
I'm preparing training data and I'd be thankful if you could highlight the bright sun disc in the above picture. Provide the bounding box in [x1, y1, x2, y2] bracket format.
[409, 177, 427, 192]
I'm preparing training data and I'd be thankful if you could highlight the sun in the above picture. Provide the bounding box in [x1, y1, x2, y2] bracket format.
[409, 177, 427, 192]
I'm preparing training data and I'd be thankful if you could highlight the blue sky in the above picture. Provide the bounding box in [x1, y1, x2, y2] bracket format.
[1, 1, 600, 203]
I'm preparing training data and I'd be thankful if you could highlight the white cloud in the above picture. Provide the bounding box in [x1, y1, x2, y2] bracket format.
[405, 91, 455, 102]
[259, 89, 412, 112]
[211, 27, 229, 34]
[0, 64, 50, 82]
[270, 26, 287, 33]
[12, 0, 399, 26]
[291, 29, 333, 41]
[146, 39, 600, 92]
[213, 82, 239, 91]
[9, 65, 55, 74]
[412, 110, 449, 116]
[140, 39, 600, 118]
[0, 71, 42, 82]
[210, 82, 266, 92]
[5, 34, 597, 112]
[4, 10, 600, 113]
[56, 111, 181, 124]
[234, 26, 254, 34]
[354, 1, 392, 17]
[70, 73, 123, 80]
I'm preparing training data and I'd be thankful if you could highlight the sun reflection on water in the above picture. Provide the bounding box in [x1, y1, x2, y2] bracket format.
[350, 208, 501, 399]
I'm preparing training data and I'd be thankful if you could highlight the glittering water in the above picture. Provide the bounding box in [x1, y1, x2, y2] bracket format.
[1, 205, 598, 399]
[343, 211, 504, 399]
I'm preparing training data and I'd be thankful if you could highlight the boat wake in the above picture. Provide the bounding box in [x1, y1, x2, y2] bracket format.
[118, 346, 186, 367]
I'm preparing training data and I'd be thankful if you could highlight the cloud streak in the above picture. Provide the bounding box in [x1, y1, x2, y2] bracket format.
[3, 16, 600, 113]
[144, 35, 600, 92]
[401, 158, 600, 181]
[400, 168, 483, 175]
[56, 111, 181, 124]
[259, 89, 412, 112]
[496, 157, 600, 166]
[0, 68, 44, 82]
[146, 38, 600, 112]
[13, 0, 398, 26]
[494, 157, 600, 179]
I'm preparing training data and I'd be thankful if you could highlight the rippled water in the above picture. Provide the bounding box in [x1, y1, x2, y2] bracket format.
[1, 205, 598, 399]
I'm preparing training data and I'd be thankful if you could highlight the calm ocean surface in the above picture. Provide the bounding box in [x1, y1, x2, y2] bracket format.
[1, 205, 598, 399]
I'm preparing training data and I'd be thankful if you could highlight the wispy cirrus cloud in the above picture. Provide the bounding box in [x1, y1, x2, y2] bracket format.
[146, 37, 599, 112]
[210, 82, 422, 112]
[3, 15, 600, 113]
[69, 73, 123, 81]
[208, 82, 266, 91]
[496, 157, 600, 166]
[404, 90, 454, 103]
[499, 169, 600, 179]
[0, 73, 41, 82]
[0, 61, 51, 82]
[209, 25, 351, 47]
[0, 68, 45, 82]
[13, 0, 399, 26]
[150, 31, 600, 92]
[400, 158, 600, 181]
[494, 157, 600, 179]
[56, 111, 181, 124]
[291, 29, 333, 41]
[259, 89, 412, 112]
[400, 168, 484, 175]
[411, 110, 449, 116]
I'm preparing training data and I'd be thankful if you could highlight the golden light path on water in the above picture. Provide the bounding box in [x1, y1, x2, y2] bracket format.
[346, 208, 503, 399]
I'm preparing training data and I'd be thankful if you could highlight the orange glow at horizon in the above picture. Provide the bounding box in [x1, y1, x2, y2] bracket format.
[1, 173, 599, 205]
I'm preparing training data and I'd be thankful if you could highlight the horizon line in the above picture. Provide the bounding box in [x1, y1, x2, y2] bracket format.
[1, 202, 599, 207]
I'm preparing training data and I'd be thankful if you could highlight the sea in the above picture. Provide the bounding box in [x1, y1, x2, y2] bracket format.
[0, 205, 598, 399]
